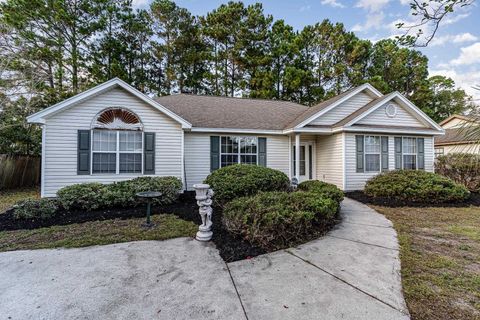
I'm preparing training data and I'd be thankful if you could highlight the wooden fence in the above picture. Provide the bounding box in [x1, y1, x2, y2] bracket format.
[0, 154, 40, 190]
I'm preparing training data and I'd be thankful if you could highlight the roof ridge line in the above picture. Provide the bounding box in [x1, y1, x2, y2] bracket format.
[159, 93, 308, 108]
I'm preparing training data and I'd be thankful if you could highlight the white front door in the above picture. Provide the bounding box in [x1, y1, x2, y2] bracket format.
[293, 143, 313, 182]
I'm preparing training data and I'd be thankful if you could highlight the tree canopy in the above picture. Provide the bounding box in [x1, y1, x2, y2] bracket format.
[0, 0, 473, 155]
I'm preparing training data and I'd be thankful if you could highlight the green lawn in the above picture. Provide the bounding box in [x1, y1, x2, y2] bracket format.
[373, 205, 480, 320]
[0, 188, 197, 252]
[0, 214, 197, 252]
[0, 187, 39, 213]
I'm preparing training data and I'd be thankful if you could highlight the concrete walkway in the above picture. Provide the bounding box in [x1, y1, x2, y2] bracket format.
[0, 198, 409, 320]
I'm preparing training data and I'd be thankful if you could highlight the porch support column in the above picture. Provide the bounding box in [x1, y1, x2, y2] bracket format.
[295, 133, 301, 182]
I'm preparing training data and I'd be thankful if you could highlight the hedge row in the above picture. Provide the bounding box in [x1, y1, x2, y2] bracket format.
[223, 191, 339, 250]
[14, 176, 182, 220]
[204, 164, 290, 205]
[364, 170, 470, 203]
[204, 165, 344, 250]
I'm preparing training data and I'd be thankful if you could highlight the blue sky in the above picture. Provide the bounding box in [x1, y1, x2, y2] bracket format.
[134, 0, 480, 100]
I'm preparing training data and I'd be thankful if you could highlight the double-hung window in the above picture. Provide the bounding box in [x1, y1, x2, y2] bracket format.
[92, 130, 143, 174]
[220, 136, 258, 167]
[365, 136, 381, 172]
[434, 147, 444, 158]
[402, 137, 417, 169]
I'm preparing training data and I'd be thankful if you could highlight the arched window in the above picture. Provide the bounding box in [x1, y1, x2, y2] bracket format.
[92, 108, 143, 130]
[91, 108, 144, 174]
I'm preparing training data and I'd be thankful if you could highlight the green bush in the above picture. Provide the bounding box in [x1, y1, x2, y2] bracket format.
[436, 153, 480, 192]
[298, 180, 344, 203]
[364, 170, 470, 203]
[57, 183, 108, 211]
[13, 198, 58, 220]
[105, 176, 183, 207]
[204, 164, 290, 205]
[223, 191, 338, 250]
[56, 177, 182, 211]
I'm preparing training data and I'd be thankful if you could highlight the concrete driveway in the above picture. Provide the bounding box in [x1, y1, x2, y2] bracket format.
[0, 198, 409, 320]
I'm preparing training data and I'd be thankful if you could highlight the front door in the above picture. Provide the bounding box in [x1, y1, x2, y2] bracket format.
[293, 143, 313, 182]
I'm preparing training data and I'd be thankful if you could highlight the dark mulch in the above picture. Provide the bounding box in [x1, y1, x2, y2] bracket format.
[168, 192, 268, 262]
[346, 191, 480, 207]
[0, 197, 191, 232]
[0, 191, 339, 262]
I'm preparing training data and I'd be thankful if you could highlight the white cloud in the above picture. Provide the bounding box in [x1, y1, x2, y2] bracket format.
[451, 42, 480, 66]
[443, 13, 470, 25]
[430, 67, 480, 101]
[352, 12, 385, 32]
[430, 33, 478, 47]
[352, 0, 391, 32]
[355, 0, 390, 12]
[321, 0, 346, 8]
[132, 0, 150, 8]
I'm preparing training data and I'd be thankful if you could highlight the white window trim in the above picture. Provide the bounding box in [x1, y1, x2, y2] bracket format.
[364, 135, 381, 173]
[402, 137, 418, 170]
[219, 136, 259, 168]
[90, 130, 144, 175]
[434, 147, 444, 158]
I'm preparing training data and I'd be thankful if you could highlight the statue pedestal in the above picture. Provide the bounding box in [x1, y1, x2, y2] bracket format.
[196, 225, 213, 241]
[193, 184, 214, 242]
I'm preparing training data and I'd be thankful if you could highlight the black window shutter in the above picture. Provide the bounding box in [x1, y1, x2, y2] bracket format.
[381, 136, 389, 172]
[356, 135, 364, 173]
[258, 137, 267, 167]
[308, 144, 313, 179]
[144, 132, 155, 174]
[394, 137, 402, 169]
[417, 138, 425, 170]
[77, 130, 90, 175]
[210, 136, 220, 172]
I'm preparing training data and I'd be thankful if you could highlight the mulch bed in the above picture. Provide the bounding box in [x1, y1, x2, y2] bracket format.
[346, 191, 480, 207]
[0, 192, 339, 262]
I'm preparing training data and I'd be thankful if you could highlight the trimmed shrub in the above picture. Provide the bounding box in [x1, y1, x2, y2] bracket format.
[57, 183, 107, 211]
[298, 180, 344, 203]
[204, 164, 290, 205]
[364, 170, 470, 203]
[56, 177, 182, 211]
[436, 153, 480, 192]
[105, 176, 183, 207]
[223, 191, 338, 250]
[13, 198, 58, 220]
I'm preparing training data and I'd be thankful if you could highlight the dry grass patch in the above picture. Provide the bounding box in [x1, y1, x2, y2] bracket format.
[0, 214, 197, 252]
[0, 188, 39, 213]
[373, 205, 480, 320]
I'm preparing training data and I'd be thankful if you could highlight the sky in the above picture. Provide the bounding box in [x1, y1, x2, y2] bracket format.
[133, 0, 480, 100]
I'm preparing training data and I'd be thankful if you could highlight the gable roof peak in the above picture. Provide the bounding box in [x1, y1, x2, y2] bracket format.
[27, 78, 192, 128]
[286, 83, 383, 129]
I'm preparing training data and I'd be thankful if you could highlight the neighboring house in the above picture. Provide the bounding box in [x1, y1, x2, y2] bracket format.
[435, 114, 480, 157]
[27, 78, 444, 197]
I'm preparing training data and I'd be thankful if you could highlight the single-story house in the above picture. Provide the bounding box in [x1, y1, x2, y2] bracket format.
[27, 78, 444, 197]
[435, 114, 480, 157]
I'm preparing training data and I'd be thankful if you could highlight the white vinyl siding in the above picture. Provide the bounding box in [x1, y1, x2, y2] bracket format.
[42, 87, 183, 197]
[439, 143, 480, 155]
[344, 133, 434, 191]
[315, 133, 344, 189]
[309, 92, 373, 126]
[183, 133, 289, 190]
[357, 101, 427, 128]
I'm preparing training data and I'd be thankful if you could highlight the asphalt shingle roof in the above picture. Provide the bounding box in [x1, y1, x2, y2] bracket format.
[154, 85, 377, 130]
[154, 94, 308, 130]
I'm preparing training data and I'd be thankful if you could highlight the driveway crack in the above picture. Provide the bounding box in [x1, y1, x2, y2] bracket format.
[285, 250, 409, 316]
[224, 262, 249, 320]
[326, 235, 399, 251]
